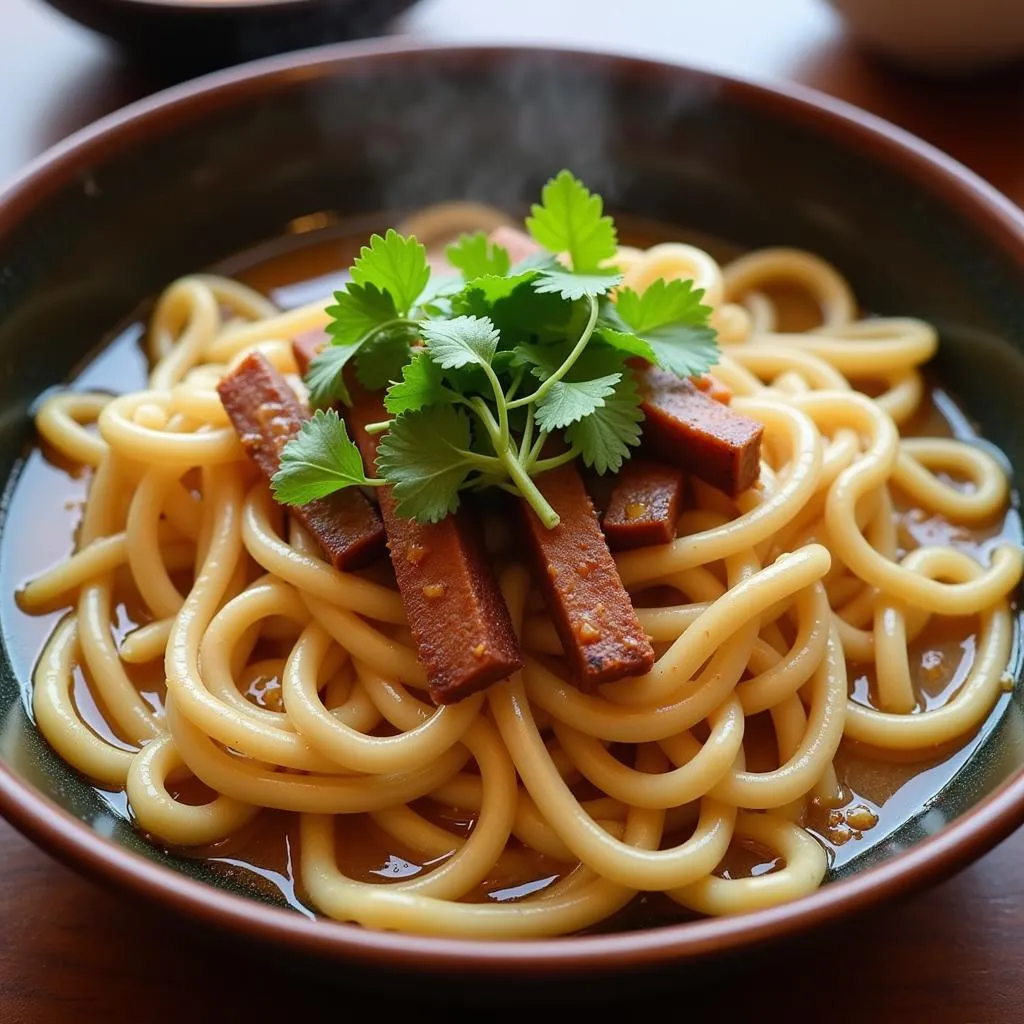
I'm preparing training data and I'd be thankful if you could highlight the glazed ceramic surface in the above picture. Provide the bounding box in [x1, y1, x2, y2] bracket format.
[0, 42, 1022, 983]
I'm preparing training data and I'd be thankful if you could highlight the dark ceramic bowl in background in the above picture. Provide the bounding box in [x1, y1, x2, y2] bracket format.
[35, 0, 419, 69]
[0, 41, 1023, 992]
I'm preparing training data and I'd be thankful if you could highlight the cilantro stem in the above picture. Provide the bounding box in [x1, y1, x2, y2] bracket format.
[506, 296, 599, 411]
[363, 419, 393, 435]
[531, 447, 581, 474]
[482, 362, 510, 450]
[505, 366, 526, 402]
[519, 405, 535, 465]
[456, 449, 504, 472]
[470, 396, 560, 528]
[526, 429, 549, 469]
[502, 451, 560, 528]
[469, 396, 505, 450]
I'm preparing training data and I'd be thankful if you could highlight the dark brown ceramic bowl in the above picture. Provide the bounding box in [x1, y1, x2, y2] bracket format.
[37, 0, 419, 69]
[1, 41, 1023, 995]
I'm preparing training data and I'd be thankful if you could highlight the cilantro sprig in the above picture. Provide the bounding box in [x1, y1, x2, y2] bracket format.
[272, 171, 720, 527]
[272, 409, 381, 505]
[305, 230, 429, 407]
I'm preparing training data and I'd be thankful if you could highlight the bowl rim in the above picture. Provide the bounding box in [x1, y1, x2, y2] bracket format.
[1, 38, 1023, 976]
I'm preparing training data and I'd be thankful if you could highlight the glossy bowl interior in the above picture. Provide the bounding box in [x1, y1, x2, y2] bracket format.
[1, 41, 1023, 989]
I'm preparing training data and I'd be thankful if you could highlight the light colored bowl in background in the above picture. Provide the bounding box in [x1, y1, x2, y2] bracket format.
[829, 0, 1024, 73]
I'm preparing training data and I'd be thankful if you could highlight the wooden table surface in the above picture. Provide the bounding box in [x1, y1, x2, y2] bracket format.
[2, 1, 1023, 1020]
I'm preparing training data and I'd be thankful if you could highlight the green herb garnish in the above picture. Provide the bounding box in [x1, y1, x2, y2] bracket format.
[271, 409, 382, 505]
[272, 171, 720, 527]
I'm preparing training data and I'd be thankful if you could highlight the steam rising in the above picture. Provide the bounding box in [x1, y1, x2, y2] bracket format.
[305, 49, 715, 220]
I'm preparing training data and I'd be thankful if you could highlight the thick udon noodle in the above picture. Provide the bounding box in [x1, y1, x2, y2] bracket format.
[22, 204, 1023, 938]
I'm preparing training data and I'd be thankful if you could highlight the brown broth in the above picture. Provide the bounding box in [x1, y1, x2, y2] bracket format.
[1, 217, 1020, 931]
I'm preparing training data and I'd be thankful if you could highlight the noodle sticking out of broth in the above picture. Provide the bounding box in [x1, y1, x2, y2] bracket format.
[17, 173, 1022, 938]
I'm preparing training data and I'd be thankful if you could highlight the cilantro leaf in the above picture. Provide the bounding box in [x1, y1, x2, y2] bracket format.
[595, 297, 660, 361]
[560, 342, 631, 383]
[597, 327, 658, 363]
[421, 315, 499, 370]
[457, 271, 539, 306]
[601, 280, 720, 380]
[376, 406, 474, 522]
[413, 274, 462, 318]
[526, 170, 618, 273]
[604, 325, 718, 380]
[615, 279, 713, 332]
[454, 276, 569, 347]
[533, 266, 623, 301]
[512, 249, 557, 273]
[271, 409, 374, 505]
[306, 344, 359, 408]
[595, 294, 635, 335]
[446, 232, 512, 279]
[325, 282, 397, 348]
[438, 352, 519, 405]
[314, 282, 405, 405]
[565, 372, 644, 474]
[384, 352, 450, 415]
[354, 327, 416, 391]
[349, 229, 430, 316]
[511, 341, 565, 379]
[534, 374, 620, 432]
[491, 350, 518, 373]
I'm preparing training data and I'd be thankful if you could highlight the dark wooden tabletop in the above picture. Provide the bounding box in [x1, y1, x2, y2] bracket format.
[2, 1, 1024, 1020]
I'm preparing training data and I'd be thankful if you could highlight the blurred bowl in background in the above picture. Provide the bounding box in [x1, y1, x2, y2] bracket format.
[828, 0, 1024, 74]
[36, 0, 421, 70]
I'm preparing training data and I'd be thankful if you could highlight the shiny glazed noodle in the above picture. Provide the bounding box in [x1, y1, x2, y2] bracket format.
[23, 207, 1023, 938]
